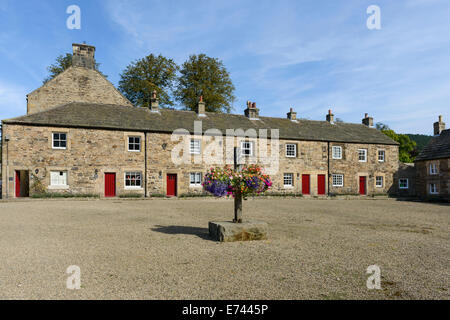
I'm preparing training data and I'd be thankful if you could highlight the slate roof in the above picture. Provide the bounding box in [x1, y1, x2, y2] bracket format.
[415, 129, 450, 161]
[2, 102, 398, 145]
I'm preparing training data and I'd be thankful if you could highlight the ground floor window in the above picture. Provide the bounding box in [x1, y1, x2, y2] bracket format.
[190, 172, 202, 186]
[283, 173, 294, 187]
[429, 183, 438, 194]
[125, 172, 142, 188]
[399, 178, 409, 189]
[332, 174, 344, 187]
[376, 176, 383, 188]
[50, 171, 68, 186]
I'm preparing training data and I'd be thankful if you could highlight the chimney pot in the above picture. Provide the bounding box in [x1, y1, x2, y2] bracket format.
[72, 43, 96, 69]
[434, 115, 445, 135]
[150, 90, 159, 112]
[245, 100, 259, 119]
[326, 109, 334, 124]
[287, 107, 297, 121]
[197, 96, 206, 116]
[362, 113, 374, 127]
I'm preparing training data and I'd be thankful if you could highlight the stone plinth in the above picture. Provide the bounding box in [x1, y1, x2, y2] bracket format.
[208, 221, 268, 242]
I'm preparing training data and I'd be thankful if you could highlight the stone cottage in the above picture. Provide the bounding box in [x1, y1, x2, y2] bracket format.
[1, 44, 399, 199]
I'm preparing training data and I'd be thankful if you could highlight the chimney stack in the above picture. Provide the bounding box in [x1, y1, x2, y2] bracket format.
[287, 108, 297, 121]
[244, 101, 259, 119]
[72, 43, 96, 69]
[434, 115, 445, 135]
[150, 90, 159, 112]
[362, 113, 374, 127]
[326, 109, 334, 124]
[197, 96, 206, 116]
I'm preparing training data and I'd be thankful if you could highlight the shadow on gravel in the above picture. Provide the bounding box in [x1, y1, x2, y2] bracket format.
[151, 225, 211, 240]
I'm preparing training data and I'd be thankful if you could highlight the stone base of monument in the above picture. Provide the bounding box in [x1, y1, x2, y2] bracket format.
[208, 221, 268, 242]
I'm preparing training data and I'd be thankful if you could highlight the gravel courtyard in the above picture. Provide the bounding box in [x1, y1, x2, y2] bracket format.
[0, 198, 448, 300]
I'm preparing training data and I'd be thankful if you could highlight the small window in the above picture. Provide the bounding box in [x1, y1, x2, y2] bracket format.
[429, 183, 438, 194]
[241, 141, 253, 157]
[399, 178, 409, 189]
[358, 149, 367, 162]
[285, 144, 297, 157]
[332, 174, 344, 187]
[190, 139, 201, 155]
[376, 176, 383, 188]
[332, 146, 342, 159]
[378, 150, 385, 162]
[52, 133, 67, 149]
[190, 172, 202, 186]
[429, 163, 438, 175]
[128, 136, 141, 152]
[50, 171, 68, 186]
[125, 172, 142, 188]
[283, 173, 294, 187]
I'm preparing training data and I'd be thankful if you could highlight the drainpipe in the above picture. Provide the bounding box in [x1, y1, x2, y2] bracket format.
[144, 131, 148, 198]
[327, 141, 330, 197]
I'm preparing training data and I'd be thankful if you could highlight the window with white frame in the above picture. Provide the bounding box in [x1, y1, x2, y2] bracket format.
[128, 136, 141, 151]
[332, 174, 344, 187]
[429, 163, 438, 175]
[332, 146, 342, 159]
[378, 150, 385, 162]
[125, 172, 142, 188]
[376, 176, 383, 188]
[399, 178, 409, 189]
[358, 149, 367, 162]
[241, 141, 253, 157]
[429, 183, 438, 194]
[50, 171, 68, 186]
[52, 133, 67, 149]
[190, 139, 201, 155]
[283, 173, 294, 187]
[285, 144, 297, 157]
[190, 172, 202, 186]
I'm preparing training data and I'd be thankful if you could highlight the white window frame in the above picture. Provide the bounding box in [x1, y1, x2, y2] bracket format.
[128, 136, 141, 152]
[332, 174, 344, 187]
[52, 132, 67, 150]
[283, 173, 294, 188]
[429, 163, 438, 175]
[285, 144, 297, 158]
[49, 171, 68, 188]
[378, 150, 385, 162]
[190, 139, 201, 155]
[429, 183, 438, 194]
[189, 172, 202, 187]
[376, 176, 383, 188]
[240, 141, 254, 157]
[358, 149, 367, 162]
[124, 171, 143, 189]
[399, 178, 409, 189]
[332, 146, 342, 160]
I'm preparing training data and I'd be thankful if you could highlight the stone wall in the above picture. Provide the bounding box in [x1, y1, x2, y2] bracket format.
[27, 67, 132, 115]
[415, 159, 449, 200]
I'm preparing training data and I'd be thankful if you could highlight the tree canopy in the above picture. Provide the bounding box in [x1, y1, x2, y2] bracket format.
[174, 54, 235, 113]
[376, 122, 417, 163]
[118, 54, 178, 108]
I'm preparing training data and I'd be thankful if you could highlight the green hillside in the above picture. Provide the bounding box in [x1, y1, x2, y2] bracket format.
[406, 134, 432, 153]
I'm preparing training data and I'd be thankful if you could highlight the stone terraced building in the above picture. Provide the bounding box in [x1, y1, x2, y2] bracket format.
[1, 44, 399, 199]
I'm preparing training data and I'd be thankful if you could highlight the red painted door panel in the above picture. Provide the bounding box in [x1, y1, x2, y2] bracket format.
[105, 173, 116, 197]
[359, 176, 366, 195]
[302, 174, 310, 195]
[15, 171, 20, 198]
[167, 174, 177, 197]
[318, 174, 326, 195]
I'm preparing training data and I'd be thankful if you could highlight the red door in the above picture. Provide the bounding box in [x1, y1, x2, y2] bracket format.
[105, 173, 116, 197]
[318, 174, 326, 195]
[167, 174, 177, 197]
[359, 176, 366, 195]
[302, 174, 310, 195]
[15, 171, 20, 198]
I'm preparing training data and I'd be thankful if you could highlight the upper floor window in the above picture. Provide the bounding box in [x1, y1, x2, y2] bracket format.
[190, 172, 202, 187]
[52, 133, 67, 149]
[190, 139, 201, 155]
[125, 172, 142, 189]
[285, 144, 297, 158]
[358, 149, 367, 162]
[429, 163, 438, 175]
[241, 141, 254, 157]
[283, 173, 294, 187]
[399, 178, 409, 189]
[378, 150, 385, 162]
[376, 176, 384, 188]
[429, 183, 438, 194]
[128, 136, 141, 152]
[332, 146, 342, 159]
[332, 174, 344, 187]
[50, 171, 68, 186]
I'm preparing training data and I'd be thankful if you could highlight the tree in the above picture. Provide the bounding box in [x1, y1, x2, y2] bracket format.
[335, 118, 344, 123]
[174, 54, 235, 113]
[43, 53, 105, 84]
[379, 128, 417, 163]
[376, 122, 390, 131]
[118, 54, 178, 108]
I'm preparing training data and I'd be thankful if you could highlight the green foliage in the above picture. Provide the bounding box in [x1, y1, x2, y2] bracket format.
[406, 134, 432, 153]
[174, 54, 235, 113]
[118, 54, 178, 108]
[118, 193, 144, 198]
[43, 53, 106, 83]
[31, 193, 99, 198]
[380, 129, 417, 163]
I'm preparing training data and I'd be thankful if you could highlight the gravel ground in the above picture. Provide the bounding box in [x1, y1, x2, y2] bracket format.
[0, 198, 448, 300]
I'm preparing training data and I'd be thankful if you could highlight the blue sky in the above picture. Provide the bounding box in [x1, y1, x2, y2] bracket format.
[1, 0, 449, 134]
